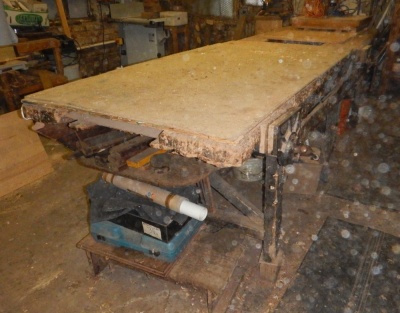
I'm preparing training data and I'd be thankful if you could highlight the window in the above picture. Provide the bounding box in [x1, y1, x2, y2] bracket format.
[42, 0, 88, 19]
[244, 0, 264, 5]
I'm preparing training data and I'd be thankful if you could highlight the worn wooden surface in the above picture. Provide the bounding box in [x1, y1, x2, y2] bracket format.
[76, 235, 174, 277]
[209, 235, 261, 312]
[22, 31, 368, 167]
[0, 111, 53, 198]
[169, 227, 257, 295]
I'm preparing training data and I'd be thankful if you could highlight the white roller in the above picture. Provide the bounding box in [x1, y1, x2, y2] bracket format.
[179, 199, 208, 221]
[102, 173, 208, 221]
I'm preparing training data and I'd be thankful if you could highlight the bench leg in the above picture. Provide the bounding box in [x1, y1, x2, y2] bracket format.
[261, 155, 284, 281]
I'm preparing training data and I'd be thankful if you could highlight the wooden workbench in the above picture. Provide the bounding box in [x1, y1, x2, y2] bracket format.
[21, 26, 374, 283]
[21, 29, 370, 167]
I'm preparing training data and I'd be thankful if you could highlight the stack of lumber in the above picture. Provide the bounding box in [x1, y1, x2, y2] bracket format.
[0, 111, 53, 198]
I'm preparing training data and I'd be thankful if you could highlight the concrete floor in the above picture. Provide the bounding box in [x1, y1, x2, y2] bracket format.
[1, 95, 399, 313]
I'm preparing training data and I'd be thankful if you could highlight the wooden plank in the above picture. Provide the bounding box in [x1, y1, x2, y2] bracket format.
[291, 16, 372, 32]
[107, 135, 153, 171]
[55, 0, 72, 38]
[259, 124, 268, 154]
[76, 234, 173, 277]
[169, 228, 247, 294]
[0, 111, 53, 198]
[15, 38, 61, 55]
[246, 28, 356, 44]
[208, 209, 264, 240]
[210, 236, 261, 312]
[210, 172, 263, 219]
[15, 38, 64, 75]
[126, 147, 166, 168]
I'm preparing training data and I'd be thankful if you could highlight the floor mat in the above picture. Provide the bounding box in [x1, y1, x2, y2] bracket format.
[275, 217, 400, 313]
[322, 95, 400, 210]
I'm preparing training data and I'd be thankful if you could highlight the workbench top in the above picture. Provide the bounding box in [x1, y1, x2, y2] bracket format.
[22, 30, 369, 167]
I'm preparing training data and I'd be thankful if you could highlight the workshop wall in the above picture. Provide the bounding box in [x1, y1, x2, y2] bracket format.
[189, 15, 255, 48]
[69, 21, 121, 78]
[50, 0, 258, 76]
[177, 0, 256, 47]
[50, 0, 121, 78]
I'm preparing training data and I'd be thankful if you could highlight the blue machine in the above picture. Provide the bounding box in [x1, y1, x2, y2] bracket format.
[91, 218, 202, 263]
[87, 178, 203, 263]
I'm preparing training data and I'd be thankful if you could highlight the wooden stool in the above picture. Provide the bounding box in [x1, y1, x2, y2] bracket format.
[165, 24, 189, 55]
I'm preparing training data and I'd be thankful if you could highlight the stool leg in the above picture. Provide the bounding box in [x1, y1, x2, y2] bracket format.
[86, 251, 109, 275]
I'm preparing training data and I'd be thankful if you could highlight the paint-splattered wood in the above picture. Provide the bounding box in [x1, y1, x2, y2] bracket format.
[22, 37, 365, 167]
